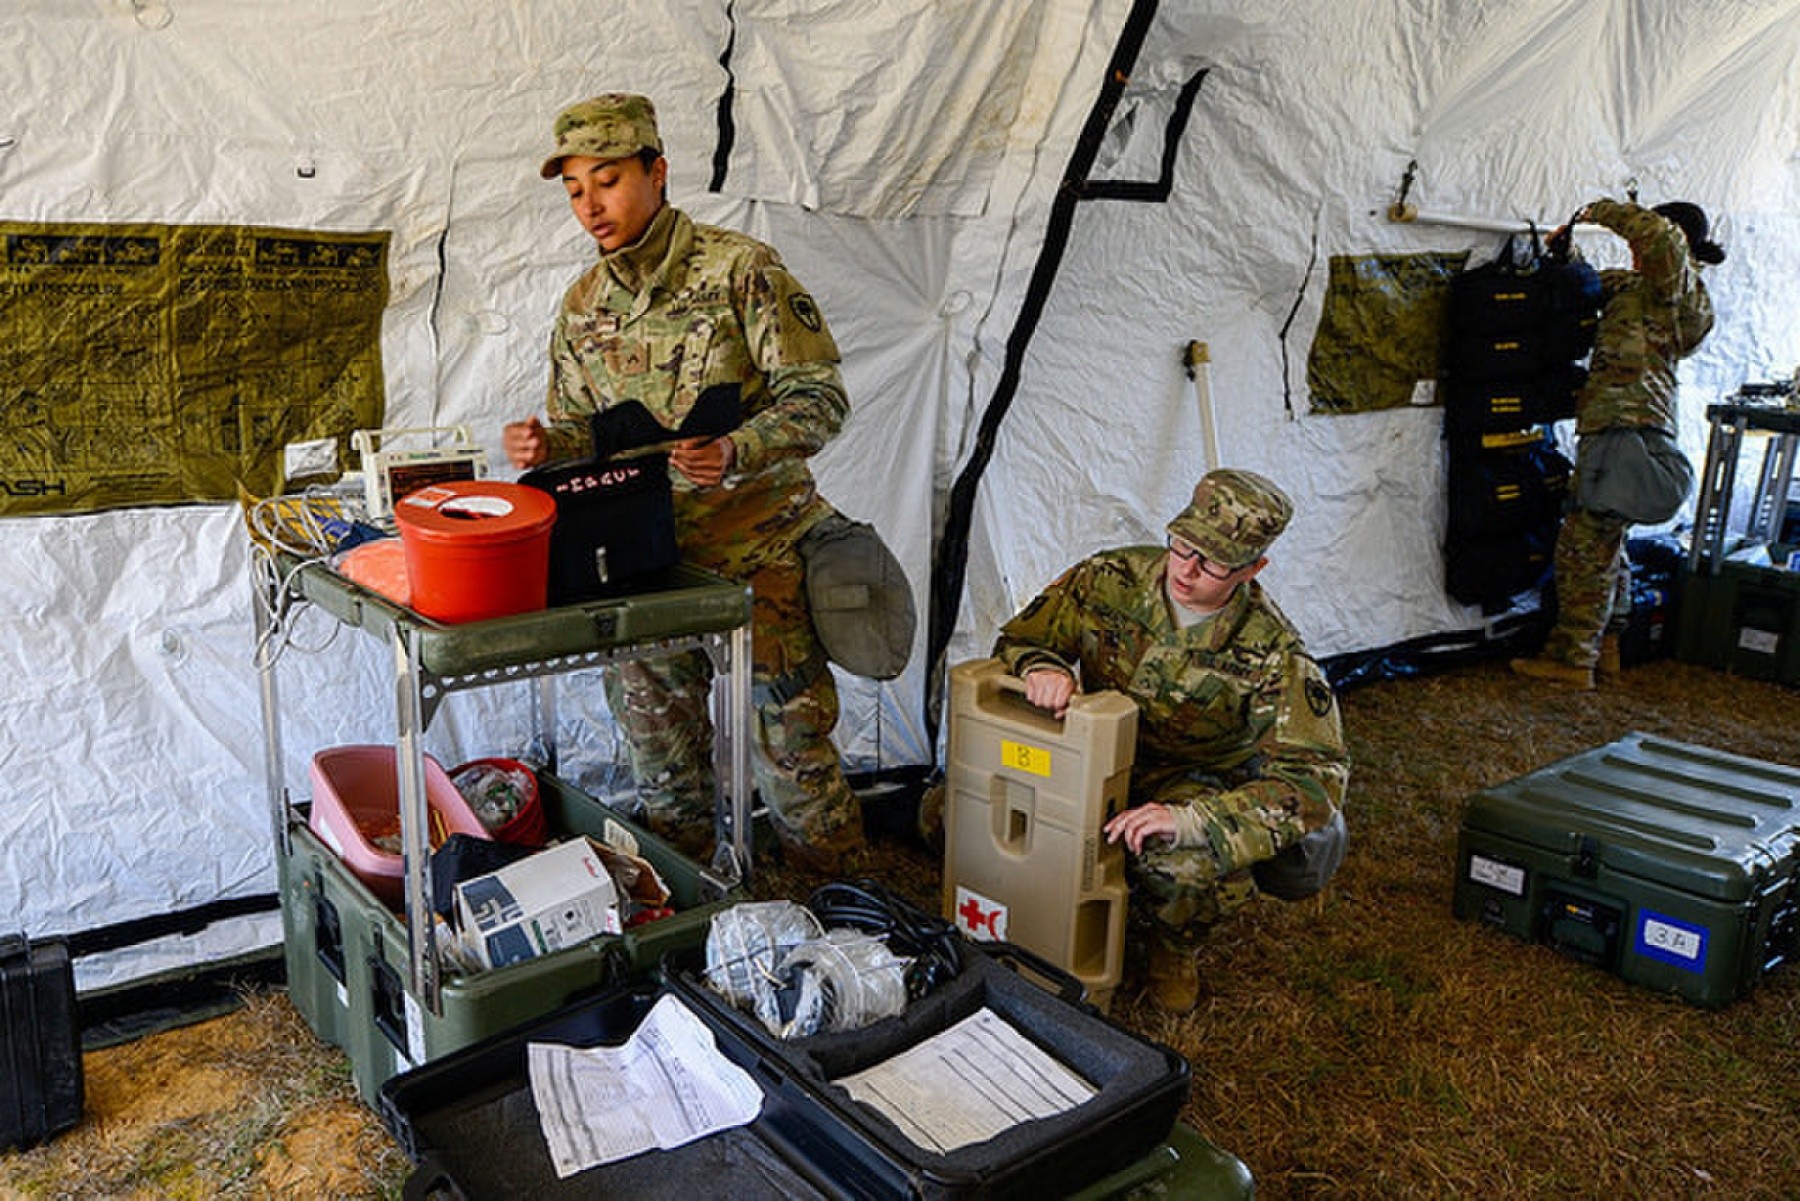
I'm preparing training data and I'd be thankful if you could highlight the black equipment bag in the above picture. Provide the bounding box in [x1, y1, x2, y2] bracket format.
[1447, 329, 1550, 381]
[1447, 229, 1602, 336]
[1447, 441, 1572, 539]
[520, 455, 677, 604]
[1446, 525, 1556, 608]
[1449, 322, 1599, 381]
[1, 933, 83, 1151]
[1444, 365, 1585, 441]
[1547, 305, 1601, 363]
[518, 384, 744, 605]
[1441, 222, 1598, 610]
[587, 385, 743, 463]
[1448, 264, 1554, 334]
[1616, 534, 1686, 667]
[1627, 532, 1685, 580]
[1447, 229, 1602, 378]
[1540, 223, 1604, 318]
[1618, 574, 1680, 667]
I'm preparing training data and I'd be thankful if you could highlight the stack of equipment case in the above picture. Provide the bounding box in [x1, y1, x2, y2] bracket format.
[1677, 393, 1800, 684]
[1453, 732, 1800, 1007]
[379, 887, 1254, 1199]
[1442, 232, 1600, 609]
[1, 934, 83, 1151]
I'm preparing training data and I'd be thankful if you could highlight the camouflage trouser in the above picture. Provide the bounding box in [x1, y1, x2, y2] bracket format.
[603, 548, 861, 850]
[1545, 504, 1629, 669]
[1129, 847, 1258, 948]
[1125, 770, 1270, 947]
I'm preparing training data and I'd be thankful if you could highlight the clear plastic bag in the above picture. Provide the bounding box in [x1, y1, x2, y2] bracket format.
[705, 902, 824, 1033]
[704, 902, 910, 1038]
[777, 929, 909, 1037]
[451, 760, 533, 829]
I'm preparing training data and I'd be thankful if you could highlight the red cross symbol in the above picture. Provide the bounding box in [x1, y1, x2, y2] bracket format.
[956, 890, 1006, 940]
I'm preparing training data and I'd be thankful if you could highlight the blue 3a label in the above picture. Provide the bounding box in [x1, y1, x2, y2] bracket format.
[1635, 909, 1707, 972]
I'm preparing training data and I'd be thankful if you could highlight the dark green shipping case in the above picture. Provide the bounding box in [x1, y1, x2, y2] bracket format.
[1676, 560, 1800, 686]
[1453, 732, 1800, 1007]
[281, 772, 738, 1105]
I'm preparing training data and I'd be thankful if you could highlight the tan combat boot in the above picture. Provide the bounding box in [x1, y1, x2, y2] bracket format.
[1509, 656, 1595, 691]
[1597, 634, 1622, 677]
[1146, 937, 1201, 1015]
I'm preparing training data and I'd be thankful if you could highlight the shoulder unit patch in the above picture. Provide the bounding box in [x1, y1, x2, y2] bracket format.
[788, 292, 823, 332]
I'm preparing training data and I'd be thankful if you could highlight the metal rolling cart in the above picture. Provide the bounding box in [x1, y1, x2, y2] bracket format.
[252, 555, 754, 1023]
[1678, 387, 1800, 683]
[1687, 390, 1800, 573]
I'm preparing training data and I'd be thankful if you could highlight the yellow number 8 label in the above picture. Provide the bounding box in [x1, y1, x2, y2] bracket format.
[1001, 739, 1052, 777]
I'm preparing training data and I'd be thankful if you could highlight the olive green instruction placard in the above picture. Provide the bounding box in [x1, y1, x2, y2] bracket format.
[0, 222, 389, 515]
[1306, 251, 1468, 414]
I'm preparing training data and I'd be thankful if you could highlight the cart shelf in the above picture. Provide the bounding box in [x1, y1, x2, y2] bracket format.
[255, 546, 755, 1020]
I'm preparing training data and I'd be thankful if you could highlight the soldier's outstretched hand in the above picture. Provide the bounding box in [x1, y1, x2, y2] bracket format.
[1105, 803, 1177, 854]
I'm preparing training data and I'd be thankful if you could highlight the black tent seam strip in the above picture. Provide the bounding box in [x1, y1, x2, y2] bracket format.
[925, 0, 1162, 743]
[709, 0, 739, 192]
[1276, 208, 1322, 420]
[424, 220, 451, 427]
[60, 893, 281, 960]
[1078, 66, 1208, 203]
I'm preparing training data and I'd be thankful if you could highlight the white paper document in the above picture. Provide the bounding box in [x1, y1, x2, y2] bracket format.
[835, 1007, 1097, 1153]
[528, 993, 764, 1179]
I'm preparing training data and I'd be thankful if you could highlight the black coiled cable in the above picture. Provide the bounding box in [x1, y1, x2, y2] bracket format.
[807, 879, 963, 1000]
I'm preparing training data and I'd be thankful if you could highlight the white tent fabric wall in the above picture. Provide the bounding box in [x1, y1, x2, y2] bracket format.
[4, 0, 1800, 989]
[0, 0, 1132, 987]
[954, 0, 1800, 673]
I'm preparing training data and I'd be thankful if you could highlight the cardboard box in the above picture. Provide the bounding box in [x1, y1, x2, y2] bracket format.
[455, 839, 620, 969]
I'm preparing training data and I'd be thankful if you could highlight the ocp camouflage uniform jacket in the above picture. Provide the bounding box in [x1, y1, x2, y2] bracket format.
[994, 547, 1348, 875]
[539, 203, 846, 573]
[1575, 198, 1715, 437]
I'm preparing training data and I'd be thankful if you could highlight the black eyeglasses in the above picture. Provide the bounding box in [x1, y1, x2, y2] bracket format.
[1166, 537, 1238, 580]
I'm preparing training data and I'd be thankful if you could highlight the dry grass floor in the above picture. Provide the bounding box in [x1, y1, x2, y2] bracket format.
[2, 654, 1797, 1198]
[1144, 657, 1800, 1199]
[0, 989, 407, 1199]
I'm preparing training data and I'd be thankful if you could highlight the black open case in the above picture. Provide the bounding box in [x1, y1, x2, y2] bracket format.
[378, 885, 1220, 1199]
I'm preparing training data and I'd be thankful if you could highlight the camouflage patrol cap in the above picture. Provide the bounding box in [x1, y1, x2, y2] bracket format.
[1651, 200, 1726, 265]
[540, 93, 663, 180]
[1166, 469, 1293, 569]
